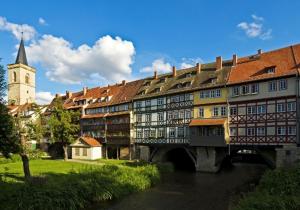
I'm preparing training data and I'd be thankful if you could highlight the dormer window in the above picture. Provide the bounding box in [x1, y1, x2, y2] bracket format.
[184, 82, 191, 87]
[153, 88, 161, 93]
[144, 81, 151, 86]
[158, 78, 166, 83]
[266, 67, 275, 74]
[139, 90, 146, 95]
[185, 73, 192, 78]
[176, 83, 182, 89]
[211, 78, 217, 83]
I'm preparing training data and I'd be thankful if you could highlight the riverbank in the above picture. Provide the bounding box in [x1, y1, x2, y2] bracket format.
[0, 159, 160, 210]
[233, 164, 300, 210]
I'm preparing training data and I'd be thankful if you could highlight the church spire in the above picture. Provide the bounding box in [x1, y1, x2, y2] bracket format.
[15, 36, 28, 66]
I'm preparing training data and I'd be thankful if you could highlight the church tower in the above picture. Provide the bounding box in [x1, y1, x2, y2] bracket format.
[7, 38, 36, 105]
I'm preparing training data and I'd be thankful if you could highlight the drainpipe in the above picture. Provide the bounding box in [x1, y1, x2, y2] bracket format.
[225, 84, 231, 156]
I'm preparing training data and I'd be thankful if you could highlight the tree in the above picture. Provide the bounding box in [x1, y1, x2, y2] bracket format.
[0, 62, 31, 179]
[48, 98, 80, 160]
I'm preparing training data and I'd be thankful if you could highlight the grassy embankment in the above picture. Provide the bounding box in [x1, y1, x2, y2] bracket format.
[0, 158, 161, 210]
[234, 165, 300, 210]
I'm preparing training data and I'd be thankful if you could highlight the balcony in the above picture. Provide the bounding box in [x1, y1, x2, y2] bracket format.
[135, 138, 189, 144]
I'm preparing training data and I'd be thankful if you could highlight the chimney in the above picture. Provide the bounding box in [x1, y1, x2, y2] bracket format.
[154, 70, 158, 79]
[232, 54, 238, 66]
[172, 66, 176, 77]
[216, 56, 222, 70]
[258, 49, 262, 55]
[196, 63, 201, 74]
[122, 80, 126, 86]
[66, 91, 72, 99]
[83, 87, 88, 96]
[55, 93, 60, 98]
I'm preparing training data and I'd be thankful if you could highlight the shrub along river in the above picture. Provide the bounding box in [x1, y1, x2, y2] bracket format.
[90, 162, 267, 210]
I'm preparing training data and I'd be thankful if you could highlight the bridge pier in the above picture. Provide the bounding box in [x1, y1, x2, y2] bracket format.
[194, 147, 226, 173]
[276, 145, 300, 168]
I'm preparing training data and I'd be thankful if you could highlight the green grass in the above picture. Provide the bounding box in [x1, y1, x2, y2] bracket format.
[0, 159, 96, 178]
[0, 159, 160, 210]
[234, 165, 300, 210]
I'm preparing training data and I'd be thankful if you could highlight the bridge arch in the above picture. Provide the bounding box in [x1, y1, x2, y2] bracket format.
[151, 147, 196, 171]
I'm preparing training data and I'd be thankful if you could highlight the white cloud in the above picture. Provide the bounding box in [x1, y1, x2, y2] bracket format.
[38, 17, 47, 26]
[237, 15, 272, 40]
[140, 58, 172, 74]
[36, 91, 54, 105]
[180, 57, 203, 69]
[251, 14, 264, 22]
[26, 35, 135, 84]
[0, 16, 36, 41]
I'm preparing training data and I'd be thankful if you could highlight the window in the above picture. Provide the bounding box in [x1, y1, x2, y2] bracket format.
[158, 128, 165, 138]
[269, 81, 277, 92]
[179, 110, 185, 119]
[241, 85, 249, 95]
[288, 126, 296, 135]
[230, 107, 237, 115]
[200, 91, 205, 99]
[145, 100, 151, 107]
[13, 72, 17, 82]
[276, 103, 286, 112]
[247, 106, 256, 115]
[213, 107, 219, 116]
[145, 114, 151, 122]
[221, 106, 227, 116]
[157, 98, 164, 106]
[232, 87, 239, 96]
[257, 127, 265, 136]
[199, 107, 204, 118]
[169, 128, 176, 137]
[25, 73, 30, 84]
[251, 84, 259, 94]
[150, 129, 156, 138]
[257, 105, 266, 114]
[168, 112, 173, 120]
[210, 90, 216, 98]
[177, 127, 184, 138]
[75, 148, 79, 156]
[267, 67, 275, 74]
[137, 114, 142, 122]
[279, 79, 287, 90]
[158, 112, 164, 121]
[171, 96, 179, 103]
[185, 110, 191, 119]
[144, 130, 150, 138]
[247, 128, 255, 136]
[137, 130, 143, 138]
[216, 89, 221, 97]
[277, 126, 286, 135]
[136, 101, 142, 108]
[230, 127, 237, 136]
[82, 148, 87, 156]
[287, 102, 296, 111]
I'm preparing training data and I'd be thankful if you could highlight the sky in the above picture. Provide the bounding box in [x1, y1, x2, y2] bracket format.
[1, 0, 300, 104]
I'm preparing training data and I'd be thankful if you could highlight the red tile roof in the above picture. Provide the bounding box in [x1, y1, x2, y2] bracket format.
[189, 118, 226, 126]
[228, 44, 300, 85]
[80, 136, 101, 147]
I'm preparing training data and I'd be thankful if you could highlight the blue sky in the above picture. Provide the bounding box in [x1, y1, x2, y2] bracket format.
[1, 0, 300, 104]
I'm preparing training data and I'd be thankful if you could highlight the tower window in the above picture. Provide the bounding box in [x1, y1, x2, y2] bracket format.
[13, 72, 17, 82]
[25, 73, 30, 84]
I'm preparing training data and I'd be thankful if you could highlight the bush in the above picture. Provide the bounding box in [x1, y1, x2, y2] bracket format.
[0, 164, 160, 210]
[234, 166, 300, 210]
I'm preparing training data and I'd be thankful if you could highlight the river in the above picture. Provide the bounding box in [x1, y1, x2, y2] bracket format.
[91, 163, 267, 210]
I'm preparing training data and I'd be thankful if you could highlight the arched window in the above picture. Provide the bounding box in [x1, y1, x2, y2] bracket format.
[13, 72, 17, 82]
[25, 73, 29, 84]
